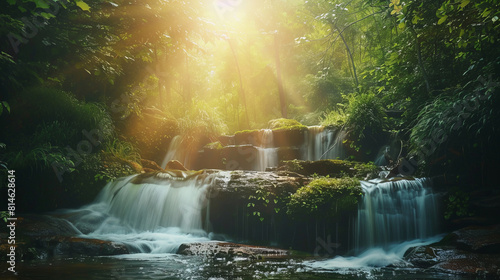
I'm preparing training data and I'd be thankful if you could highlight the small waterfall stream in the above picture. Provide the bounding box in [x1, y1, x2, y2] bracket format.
[309, 177, 442, 269]
[63, 174, 213, 253]
[355, 178, 440, 252]
[254, 129, 279, 171]
[161, 135, 189, 169]
[302, 126, 347, 161]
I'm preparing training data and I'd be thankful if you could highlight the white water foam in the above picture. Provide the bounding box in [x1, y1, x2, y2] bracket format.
[62, 174, 214, 253]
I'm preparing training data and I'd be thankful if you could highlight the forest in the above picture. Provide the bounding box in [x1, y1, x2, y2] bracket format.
[1, 0, 500, 279]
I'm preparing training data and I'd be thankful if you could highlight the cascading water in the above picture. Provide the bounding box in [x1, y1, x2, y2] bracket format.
[302, 126, 346, 161]
[308, 178, 442, 269]
[254, 129, 278, 171]
[63, 173, 214, 254]
[161, 135, 190, 169]
[355, 178, 440, 252]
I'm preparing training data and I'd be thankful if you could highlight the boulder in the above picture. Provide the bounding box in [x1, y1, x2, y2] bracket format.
[165, 159, 188, 171]
[0, 215, 128, 260]
[177, 242, 291, 260]
[404, 225, 500, 277]
[450, 225, 500, 253]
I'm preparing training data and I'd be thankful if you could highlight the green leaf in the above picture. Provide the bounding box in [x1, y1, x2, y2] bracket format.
[40, 12, 56, 19]
[482, 9, 491, 18]
[459, 0, 470, 8]
[438, 15, 448, 25]
[2, 102, 10, 113]
[34, 0, 50, 9]
[7, 0, 15, 5]
[398, 22, 406, 30]
[75, 0, 91, 11]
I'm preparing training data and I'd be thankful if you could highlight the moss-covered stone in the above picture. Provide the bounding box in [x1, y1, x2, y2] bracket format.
[279, 159, 378, 179]
[234, 130, 260, 145]
[286, 177, 362, 220]
[268, 118, 307, 130]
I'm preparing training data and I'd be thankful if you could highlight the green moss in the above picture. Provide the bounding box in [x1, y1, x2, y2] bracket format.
[286, 177, 362, 220]
[281, 159, 378, 179]
[234, 129, 258, 136]
[268, 118, 307, 131]
[204, 141, 224, 150]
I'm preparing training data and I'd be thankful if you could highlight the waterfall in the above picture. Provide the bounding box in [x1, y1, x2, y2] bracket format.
[302, 126, 346, 161]
[355, 178, 440, 252]
[254, 129, 278, 171]
[63, 173, 213, 253]
[161, 135, 188, 169]
[307, 178, 442, 268]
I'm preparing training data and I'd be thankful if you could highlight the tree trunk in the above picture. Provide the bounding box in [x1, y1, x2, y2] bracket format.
[274, 33, 287, 118]
[337, 27, 359, 88]
[228, 38, 250, 129]
[410, 27, 431, 94]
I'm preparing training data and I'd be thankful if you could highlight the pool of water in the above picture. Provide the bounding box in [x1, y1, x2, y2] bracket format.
[1, 254, 466, 280]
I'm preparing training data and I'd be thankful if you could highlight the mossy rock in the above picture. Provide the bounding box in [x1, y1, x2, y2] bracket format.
[278, 159, 378, 179]
[268, 118, 307, 130]
[234, 130, 260, 145]
[286, 177, 362, 220]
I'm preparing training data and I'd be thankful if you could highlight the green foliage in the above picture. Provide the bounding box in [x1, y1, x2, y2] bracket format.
[444, 190, 474, 220]
[286, 177, 361, 220]
[103, 139, 140, 164]
[0, 211, 9, 223]
[268, 118, 307, 131]
[302, 71, 353, 110]
[1, 87, 113, 172]
[94, 156, 136, 182]
[0, 101, 10, 116]
[247, 187, 274, 222]
[284, 159, 304, 173]
[345, 92, 387, 140]
[281, 159, 378, 179]
[177, 100, 229, 142]
[410, 76, 499, 166]
[320, 108, 347, 127]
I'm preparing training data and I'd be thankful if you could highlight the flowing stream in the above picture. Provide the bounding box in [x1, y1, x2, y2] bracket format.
[62, 174, 214, 254]
[7, 173, 461, 279]
[308, 178, 442, 270]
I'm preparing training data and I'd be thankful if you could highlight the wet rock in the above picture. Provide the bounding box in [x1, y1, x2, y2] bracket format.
[234, 130, 261, 146]
[277, 147, 301, 162]
[165, 159, 188, 171]
[405, 225, 500, 277]
[404, 245, 447, 268]
[0, 215, 128, 260]
[177, 242, 290, 260]
[451, 225, 500, 253]
[13, 215, 79, 237]
[272, 128, 307, 147]
[219, 145, 258, 170]
[51, 237, 129, 256]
